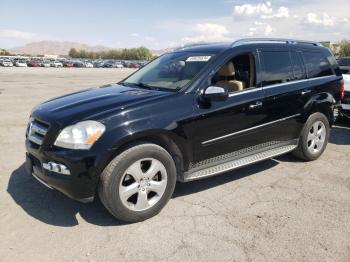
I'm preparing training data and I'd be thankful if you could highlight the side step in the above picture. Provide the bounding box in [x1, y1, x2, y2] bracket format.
[184, 144, 297, 181]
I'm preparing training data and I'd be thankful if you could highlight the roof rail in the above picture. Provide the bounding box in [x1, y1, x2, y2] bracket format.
[232, 38, 322, 47]
[174, 42, 224, 51]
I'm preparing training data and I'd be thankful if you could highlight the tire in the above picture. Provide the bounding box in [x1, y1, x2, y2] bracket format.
[98, 143, 177, 223]
[292, 112, 330, 161]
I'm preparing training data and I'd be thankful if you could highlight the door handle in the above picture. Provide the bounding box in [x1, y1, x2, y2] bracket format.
[248, 101, 263, 110]
[301, 89, 312, 95]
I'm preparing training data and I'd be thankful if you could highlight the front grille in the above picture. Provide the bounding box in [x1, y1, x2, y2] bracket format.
[26, 118, 49, 146]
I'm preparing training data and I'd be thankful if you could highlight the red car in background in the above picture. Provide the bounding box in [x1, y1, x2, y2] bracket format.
[130, 63, 141, 69]
[63, 61, 74, 67]
[27, 60, 41, 67]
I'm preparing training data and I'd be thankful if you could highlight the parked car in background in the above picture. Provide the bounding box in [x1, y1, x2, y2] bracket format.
[114, 61, 124, 68]
[0, 59, 13, 67]
[40, 60, 51, 67]
[337, 57, 350, 71]
[25, 38, 343, 222]
[130, 62, 141, 69]
[93, 61, 105, 68]
[11, 58, 20, 65]
[63, 61, 74, 67]
[51, 61, 63, 68]
[27, 60, 41, 67]
[139, 61, 149, 67]
[103, 60, 116, 68]
[15, 59, 28, 67]
[84, 61, 94, 68]
[73, 61, 85, 68]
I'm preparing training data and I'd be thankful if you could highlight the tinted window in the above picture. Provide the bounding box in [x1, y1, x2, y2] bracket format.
[302, 51, 333, 78]
[290, 51, 306, 80]
[261, 51, 292, 86]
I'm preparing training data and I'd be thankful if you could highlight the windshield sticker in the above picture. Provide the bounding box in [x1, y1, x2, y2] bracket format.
[186, 56, 211, 62]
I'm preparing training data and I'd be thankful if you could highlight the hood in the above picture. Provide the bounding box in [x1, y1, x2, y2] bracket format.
[31, 83, 172, 124]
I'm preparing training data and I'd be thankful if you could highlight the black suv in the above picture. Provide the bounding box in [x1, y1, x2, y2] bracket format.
[25, 38, 343, 222]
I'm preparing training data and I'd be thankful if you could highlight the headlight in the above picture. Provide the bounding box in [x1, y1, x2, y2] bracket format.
[54, 120, 105, 150]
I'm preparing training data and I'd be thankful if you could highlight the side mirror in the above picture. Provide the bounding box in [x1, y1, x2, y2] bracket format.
[202, 86, 228, 101]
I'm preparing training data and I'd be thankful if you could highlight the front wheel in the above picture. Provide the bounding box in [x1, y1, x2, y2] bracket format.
[292, 112, 330, 161]
[98, 143, 177, 222]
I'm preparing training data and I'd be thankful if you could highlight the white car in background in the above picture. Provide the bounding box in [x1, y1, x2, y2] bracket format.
[41, 60, 51, 67]
[0, 59, 13, 67]
[343, 73, 350, 91]
[339, 67, 350, 121]
[15, 60, 28, 67]
[51, 61, 63, 67]
[341, 72, 350, 114]
[84, 62, 93, 68]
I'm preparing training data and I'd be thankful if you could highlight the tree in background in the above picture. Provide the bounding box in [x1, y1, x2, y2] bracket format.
[68, 48, 78, 58]
[338, 40, 350, 58]
[68, 47, 154, 60]
[0, 49, 11, 56]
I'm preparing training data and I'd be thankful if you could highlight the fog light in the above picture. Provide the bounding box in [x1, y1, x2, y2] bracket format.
[42, 161, 71, 175]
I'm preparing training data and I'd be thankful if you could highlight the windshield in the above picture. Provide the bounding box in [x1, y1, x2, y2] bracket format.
[123, 52, 215, 91]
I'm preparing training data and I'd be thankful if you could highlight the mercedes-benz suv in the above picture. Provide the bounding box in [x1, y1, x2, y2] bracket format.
[25, 38, 343, 222]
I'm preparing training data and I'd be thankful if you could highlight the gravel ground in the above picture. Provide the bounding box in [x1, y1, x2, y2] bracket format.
[0, 67, 349, 262]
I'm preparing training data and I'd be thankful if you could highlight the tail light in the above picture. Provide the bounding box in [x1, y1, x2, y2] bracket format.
[340, 80, 345, 101]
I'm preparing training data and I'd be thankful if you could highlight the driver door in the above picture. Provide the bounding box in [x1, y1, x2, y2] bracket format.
[191, 49, 271, 163]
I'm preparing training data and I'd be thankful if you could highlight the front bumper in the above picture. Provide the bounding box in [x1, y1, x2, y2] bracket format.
[25, 139, 107, 203]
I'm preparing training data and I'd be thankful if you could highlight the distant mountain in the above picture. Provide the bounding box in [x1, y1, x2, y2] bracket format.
[9, 40, 173, 56]
[9, 41, 114, 56]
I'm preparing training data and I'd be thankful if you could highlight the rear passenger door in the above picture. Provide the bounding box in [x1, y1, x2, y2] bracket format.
[259, 48, 306, 143]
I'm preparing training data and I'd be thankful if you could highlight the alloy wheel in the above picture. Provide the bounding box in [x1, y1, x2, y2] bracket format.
[119, 158, 168, 211]
[307, 120, 326, 155]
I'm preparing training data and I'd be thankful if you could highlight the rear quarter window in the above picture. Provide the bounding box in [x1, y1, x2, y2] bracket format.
[261, 51, 293, 86]
[302, 51, 333, 78]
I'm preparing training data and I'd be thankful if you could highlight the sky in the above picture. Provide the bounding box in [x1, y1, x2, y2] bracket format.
[1, 0, 350, 49]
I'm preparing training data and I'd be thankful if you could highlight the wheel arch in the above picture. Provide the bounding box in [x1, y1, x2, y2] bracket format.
[306, 92, 335, 126]
[105, 130, 191, 182]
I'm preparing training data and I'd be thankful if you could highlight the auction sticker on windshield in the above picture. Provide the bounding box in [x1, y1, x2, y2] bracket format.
[186, 56, 211, 62]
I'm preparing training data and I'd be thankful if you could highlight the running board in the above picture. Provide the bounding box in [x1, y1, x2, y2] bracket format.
[184, 144, 297, 181]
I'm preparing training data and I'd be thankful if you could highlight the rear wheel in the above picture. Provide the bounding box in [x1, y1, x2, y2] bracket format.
[292, 112, 330, 161]
[98, 143, 177, 222]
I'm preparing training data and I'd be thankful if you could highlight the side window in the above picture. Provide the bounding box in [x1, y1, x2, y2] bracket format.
[302, 51, 333, 78]
[290, 51, 306, 80]
[261, 51, 293, 86]
[211, 52, 256, 93]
